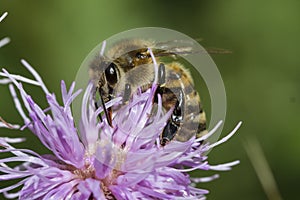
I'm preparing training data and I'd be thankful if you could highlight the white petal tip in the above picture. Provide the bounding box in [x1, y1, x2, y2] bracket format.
[0, 37, 10, 48]
[0, 12, 8, 22]
[208, 121, 242, 149]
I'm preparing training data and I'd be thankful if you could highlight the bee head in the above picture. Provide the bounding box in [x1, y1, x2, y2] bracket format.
[89, 59, 120, 103]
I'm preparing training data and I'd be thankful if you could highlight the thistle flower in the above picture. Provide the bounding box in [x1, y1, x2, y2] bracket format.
[0, 13, 241, 199]
[0, 57, 241, 199]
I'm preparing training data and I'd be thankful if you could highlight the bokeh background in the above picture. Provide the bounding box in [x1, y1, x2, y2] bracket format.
[1, 1, 299, 199]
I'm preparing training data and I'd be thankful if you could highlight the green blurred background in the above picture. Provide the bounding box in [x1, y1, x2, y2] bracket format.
[0, 0, 299, 199]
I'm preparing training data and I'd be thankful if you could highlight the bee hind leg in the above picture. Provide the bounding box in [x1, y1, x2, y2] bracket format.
[155, 63, 185, 146]
[159, 88, 184, 146]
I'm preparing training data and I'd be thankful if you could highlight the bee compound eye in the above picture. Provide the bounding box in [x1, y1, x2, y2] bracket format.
[105, 63, 118, 85]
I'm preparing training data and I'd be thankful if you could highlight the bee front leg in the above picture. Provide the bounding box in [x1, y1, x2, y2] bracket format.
[93, 86, 103, 122]
[98, 87, 113, 127]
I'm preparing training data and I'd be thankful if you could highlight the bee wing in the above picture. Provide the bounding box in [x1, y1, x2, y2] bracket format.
[155, 40, 195, 52]
[153, 47, 194, 57]
[154, 40, 231, 57]
[204, 47, 232, 54]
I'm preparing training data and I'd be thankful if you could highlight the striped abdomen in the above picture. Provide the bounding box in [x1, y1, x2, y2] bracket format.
[160, 62, 207, 143]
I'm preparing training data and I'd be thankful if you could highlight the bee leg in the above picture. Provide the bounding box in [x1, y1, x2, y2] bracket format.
[123, 83, 131, 103]
[158, 63, 166, 85]
[94, 101, 103, 122]
[160, 89, 185, 146]
[93, 86, 103, 122]
[98, 88, 113, 127]
[155, 63, 184, 146]
[160, 121, 178, 146]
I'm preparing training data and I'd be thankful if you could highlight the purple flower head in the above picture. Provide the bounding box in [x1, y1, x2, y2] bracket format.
[1, 16, 241, 199]
[0, 58, 241, 199]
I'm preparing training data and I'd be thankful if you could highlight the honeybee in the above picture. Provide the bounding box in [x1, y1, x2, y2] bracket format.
[89, 39, 207, 145]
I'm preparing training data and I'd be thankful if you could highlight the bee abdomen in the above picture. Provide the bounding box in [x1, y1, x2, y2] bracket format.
[163, 62, 207, 142]
[175, 106, 207, 142]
